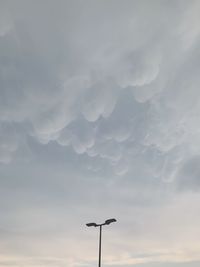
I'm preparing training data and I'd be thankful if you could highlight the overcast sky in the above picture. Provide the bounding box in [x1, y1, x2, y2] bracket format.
[0, 0, 200, 267]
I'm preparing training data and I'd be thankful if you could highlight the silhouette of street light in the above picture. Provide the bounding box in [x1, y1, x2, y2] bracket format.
[86, 218, 117, 267]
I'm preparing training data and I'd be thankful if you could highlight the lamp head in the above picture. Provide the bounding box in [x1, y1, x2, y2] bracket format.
[105, 218, 117, 225]
[86, 222, 98, 227]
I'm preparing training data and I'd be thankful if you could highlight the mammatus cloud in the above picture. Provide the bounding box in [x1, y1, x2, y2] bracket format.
[1, 1, 200, 267]
[1, 0, 200, 179]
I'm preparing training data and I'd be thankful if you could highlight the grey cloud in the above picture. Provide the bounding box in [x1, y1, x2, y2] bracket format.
[1, 1, 200, 267]
[0, 0, 199, 180]
[177, 155, 200, 191]
[0, 122, 20, 163]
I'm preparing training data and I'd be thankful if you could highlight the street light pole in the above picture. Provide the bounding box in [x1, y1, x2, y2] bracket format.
[86, 218, 117, 267]
[99, 225, 102, 267]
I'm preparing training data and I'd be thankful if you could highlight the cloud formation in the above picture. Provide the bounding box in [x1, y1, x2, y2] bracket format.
[1, 1, 200, 267]
[0, 0, 200, 180]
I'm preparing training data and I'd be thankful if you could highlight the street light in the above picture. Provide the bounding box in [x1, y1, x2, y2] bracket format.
[86, 218, 117, 267]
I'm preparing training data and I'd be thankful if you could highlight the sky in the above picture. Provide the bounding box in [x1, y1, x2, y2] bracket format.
[0, 0, 200, 267]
